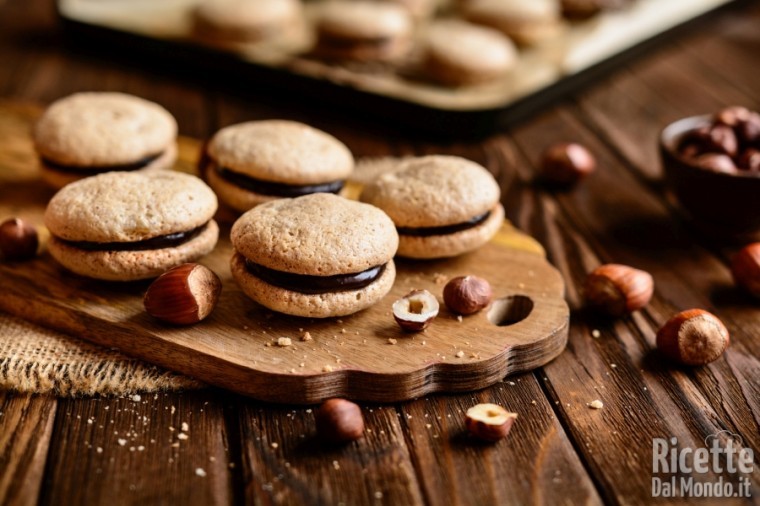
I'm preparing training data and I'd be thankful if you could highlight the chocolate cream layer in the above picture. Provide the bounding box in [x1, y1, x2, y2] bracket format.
[216, 166, 344, 197]
[41, 152, 164, 174]
[396, 210, 491, 237]
[58, 223, 208, 252]
[245, 258, 386, 294]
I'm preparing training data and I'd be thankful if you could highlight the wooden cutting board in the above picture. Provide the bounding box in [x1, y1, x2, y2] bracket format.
[0, 102, 569, 404]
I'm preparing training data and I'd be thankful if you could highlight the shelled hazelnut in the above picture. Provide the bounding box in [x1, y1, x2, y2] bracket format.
[731, 243, 760, 298]
[677, 106, 760, 174]
[144, 263, 222, 325]
[656, 309, 729, 366]
[315, 398, 364, 443]
[583, 264, 654, 317]
[0, 217, 39, 261]
[465, 403, 517, 442]
[540, 142, 596, 186]
[392, 289, 439, 331]
[443, 275, 492, 315]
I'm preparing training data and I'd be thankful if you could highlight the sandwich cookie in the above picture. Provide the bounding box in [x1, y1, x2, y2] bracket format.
[230, 193, 398, 318]
[360, 155, 504, 259]
[314, 1, 413, 62]
[422, 20, 518, 87]
[462, 0, 562, 46]
[44, 171, 218, 281]
[33, 92, 177, 189]
[203, 120, 354, 213]
[192, 0, 303, 47]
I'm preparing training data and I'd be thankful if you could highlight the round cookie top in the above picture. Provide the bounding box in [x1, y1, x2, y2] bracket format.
[425, 20, 517, 74]
[360, 155, 501, 228]
[231, 193, 398, 276]
[463, 0, 559, 23]
[45, 171, 218, 243]
[208, 120, 354, 184]
[194, 0, 300, 32]
[317, 1, 412, 40]
[34, 92, 177, 167]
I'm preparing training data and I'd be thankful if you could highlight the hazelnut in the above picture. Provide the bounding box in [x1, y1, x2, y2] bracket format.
[656, 309, 729, 366]
[737, 149, 760, 172]
[144, 263, 222, 325]
[715, 106, 752, 127]
[443, 275, 493, 315]
[540, 142, 596, 185]
[731, 243, 760, 298]
[736, 111, 760, 144]
[0, 218, 39, 261]
[315, 398, 364, 443]
[465, 403, 517, 442]
[693, 153, 737, 174]
[392, 289, 439, 331]
[583, 264, 654, 317]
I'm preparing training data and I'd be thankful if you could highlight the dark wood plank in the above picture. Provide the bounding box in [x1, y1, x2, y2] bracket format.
[237, 402, 425, 505]
[38, 391, 237, 505]
[0, 392, 57, 506]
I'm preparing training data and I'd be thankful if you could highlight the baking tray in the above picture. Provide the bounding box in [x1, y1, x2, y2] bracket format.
[57, 0, 743, 137]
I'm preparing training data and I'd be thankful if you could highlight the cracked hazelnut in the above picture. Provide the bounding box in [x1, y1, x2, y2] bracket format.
[731, 243, 760, 298]
[465, 403, 517, 442]
[315, 398, 364, 443]
[540, 142, 596, 185]
[0, 218, 39, 261]
[443, 275, 492, 315]
[392, 289, 439, 331]
[583, 264, 654, 317]
[656, 309, 729, 366]
[144, 263, 222, 325]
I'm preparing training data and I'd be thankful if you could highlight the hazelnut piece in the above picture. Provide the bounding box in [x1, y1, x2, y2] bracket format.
[583, 264, 654, 317]
[144, 263, 222, 325]
[693, 153, 737, 174]
[0, 218, 39, 261]
[315, 398, 364, 443]
[656, 309, 729, 366]
[443, 275, 493, 315]
[465, 403, 517, 442]
[715, 106, 752, 127]
[540, 142, 596, 185]
[737, 112, 760, 144]
[731, 243, 760, 298]
[738, 149, 760, 172]
[392, 289, 439, 332]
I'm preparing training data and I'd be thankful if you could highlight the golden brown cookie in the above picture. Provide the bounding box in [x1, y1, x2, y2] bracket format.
[33, 92, 177, 189]
[230, 193, 398, 317]
[192, 0, 303, 47]
[44, 171, 218, 281]
[360, 155, 503, 259]
[462, 0, 563, 46]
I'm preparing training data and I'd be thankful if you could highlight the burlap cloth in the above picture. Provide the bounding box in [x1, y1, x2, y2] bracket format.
[0, 312, 203, 396]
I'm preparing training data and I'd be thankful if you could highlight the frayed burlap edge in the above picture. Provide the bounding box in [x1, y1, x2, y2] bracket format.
[0, 311, 204, 397]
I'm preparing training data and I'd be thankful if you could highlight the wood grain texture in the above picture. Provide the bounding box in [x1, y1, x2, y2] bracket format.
[38, 391, 237, 506]
[0, 393, 57, 506]
[0, 104, 569, 404]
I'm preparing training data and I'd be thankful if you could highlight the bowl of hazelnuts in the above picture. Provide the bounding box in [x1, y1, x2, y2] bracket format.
[660, 106, 760, 242]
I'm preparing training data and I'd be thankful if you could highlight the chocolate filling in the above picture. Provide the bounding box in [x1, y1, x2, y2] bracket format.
[61, 223, 207, 252]
[245, 259, 386, 294]
[41, 152, 164, 175]
[396, 211, 491, 237]
[217, 167, 344, 197]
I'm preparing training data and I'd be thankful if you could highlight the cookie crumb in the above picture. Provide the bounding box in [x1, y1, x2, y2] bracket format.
[332, 460, 340, 470]
[432, 273, 448, 285]
[455, 351, 464, 358]
[277, 337, 292, 347]
[301, 331, 312, 341]
[588, 399, 604, 410]
[456, 315, 463, 322]
[591, 329, 601, 338]
[271, 442, 279, 449]
[177, 433, 188, 440]
[387, 338, 397, 345]
[181, 422, 189, 432]
[131, 394, 141, 402]
[323, 365, 334, 372]
[195, 468, 207, 477]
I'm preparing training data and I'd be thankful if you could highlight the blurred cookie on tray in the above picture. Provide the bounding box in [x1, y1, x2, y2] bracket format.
[461, 0, 564, 47]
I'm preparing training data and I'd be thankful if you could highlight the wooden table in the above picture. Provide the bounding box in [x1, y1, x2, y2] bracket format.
[2, 1, 759, 504]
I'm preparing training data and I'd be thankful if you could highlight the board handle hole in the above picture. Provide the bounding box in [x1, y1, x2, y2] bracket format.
[487, 295, 534, 327]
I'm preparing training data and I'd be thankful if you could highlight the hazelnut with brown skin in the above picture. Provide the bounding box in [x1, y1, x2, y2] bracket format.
[693, 153, 737, 174]
[738, 149, 760, 172]
[443, 275, 492, 315]
[731, 243, 760, 298]
[715, 106, 752, 127]
[583, 264, 654, 317]
[144, 263, 222, 325]
[0, 218, 39, 261]
[392, 289, 439, 331]
[315, 398, 364, 443]
[656, 309, 729, 366]
[540, 142, 596, 186]
[465, 403, 517, 442]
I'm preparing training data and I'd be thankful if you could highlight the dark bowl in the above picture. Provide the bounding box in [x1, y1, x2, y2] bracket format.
[660, 115, 760, 243]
